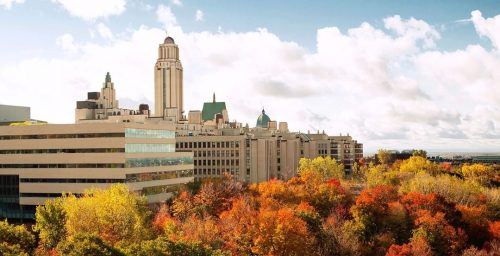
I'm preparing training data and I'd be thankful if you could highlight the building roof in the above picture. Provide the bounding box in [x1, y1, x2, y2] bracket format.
[202, 102, 227, 121]
[164, 36, 175, 44]
[256, 109, 271, 128]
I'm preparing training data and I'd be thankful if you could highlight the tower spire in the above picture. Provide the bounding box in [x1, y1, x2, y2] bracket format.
[213, 92, 216, 103]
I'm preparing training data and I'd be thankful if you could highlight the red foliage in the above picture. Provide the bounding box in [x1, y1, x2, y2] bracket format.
[489, 221, 500, 240]
[386, 237, 433, 256]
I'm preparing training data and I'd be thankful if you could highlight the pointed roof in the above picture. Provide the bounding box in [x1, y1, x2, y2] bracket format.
[202, 94, 226, 121]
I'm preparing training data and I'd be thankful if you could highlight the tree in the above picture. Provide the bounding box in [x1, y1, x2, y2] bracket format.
[0, 220, 36, 255]
[62, 184, 152, 246]
[412, 210, 467, 255]
[412, 150, 427, 158]
[461, 164, 495, 186]
[34, 197, 67, 249]
[377, 149, 392, 165]
[56, 233, 124, 256]
[298, 156, 344, 181]
[399, 156, 439, 176]
[252, 207, 315, 256]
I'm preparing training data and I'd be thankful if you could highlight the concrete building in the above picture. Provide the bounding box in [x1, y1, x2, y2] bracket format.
[0, 34, 362, 220]
[75, 35, 363, 184]
[75, 72, 151, 124]
[0, 104, 31, 124]
[0, 123, 193, 219]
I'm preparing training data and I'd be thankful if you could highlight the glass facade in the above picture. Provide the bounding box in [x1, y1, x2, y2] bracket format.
[125, 157, 193, 168]
[125, 143, 175, 153]
[125, 128, 175, 139]
[126, 169, 193, 182]
[141, 184, 181, 196]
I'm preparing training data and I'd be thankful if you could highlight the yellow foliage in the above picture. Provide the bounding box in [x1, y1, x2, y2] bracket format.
[62, 184, 151, 246]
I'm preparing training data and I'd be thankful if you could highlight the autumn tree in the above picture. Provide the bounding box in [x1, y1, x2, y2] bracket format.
[377, 149, 393, 165]
[461, 163, 495, 186]
[34, 197, 67, 250]
[62, 184, 152, 246]
[0, 220, 36, 256]
[298, 156, 344, 181]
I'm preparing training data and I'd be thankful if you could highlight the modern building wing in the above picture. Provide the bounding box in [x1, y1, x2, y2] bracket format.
[0, 104, 31, 124]
[0, 123, 193, 219]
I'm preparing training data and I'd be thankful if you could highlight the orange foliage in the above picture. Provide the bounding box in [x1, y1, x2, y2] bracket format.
[386, 237, 433, 256]
[252, 207, 315, 256]
[489, 221, 500, 240]
[413, 210, 467, 255]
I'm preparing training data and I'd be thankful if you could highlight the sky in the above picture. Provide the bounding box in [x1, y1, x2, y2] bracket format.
[0, 0, 499, 153]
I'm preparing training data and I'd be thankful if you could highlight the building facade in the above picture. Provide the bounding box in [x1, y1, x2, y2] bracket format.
[75, 35, 363, 184]
[0, 104, 31, 124]
[0, 123, 193, 219]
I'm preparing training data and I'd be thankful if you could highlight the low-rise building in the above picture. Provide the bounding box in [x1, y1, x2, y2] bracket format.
[0, 122, 193, 220]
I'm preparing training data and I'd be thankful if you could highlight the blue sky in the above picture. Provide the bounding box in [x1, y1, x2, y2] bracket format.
[1, 1, 499, 61]
[0, 0, 499, 152]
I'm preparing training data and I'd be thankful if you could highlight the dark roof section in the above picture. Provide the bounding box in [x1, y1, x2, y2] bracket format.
[202, 102, 227, 121]
[164, 36, 175, 44]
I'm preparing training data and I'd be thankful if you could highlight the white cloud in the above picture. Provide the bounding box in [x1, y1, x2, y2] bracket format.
[56, 33, 77, 52]
[1, 11, 499, 152]
[0, 0, 24, 9]
[156, 4, 177, 28]
[51, 0, 126, 21]
[96, 22, 114, 40]
[171, 0, 182, 6]
[471, 10, 500, 49]
[195, 9, 203, 21]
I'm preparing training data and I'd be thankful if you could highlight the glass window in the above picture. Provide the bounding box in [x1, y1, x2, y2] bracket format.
[125, 128, 175, 139]
[125, 143, 175, 153]
[125, 157, 194, 168]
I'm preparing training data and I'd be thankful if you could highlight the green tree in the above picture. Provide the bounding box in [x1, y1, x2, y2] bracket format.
[34, 197, 67, 249]
[56, 233, 125, 256]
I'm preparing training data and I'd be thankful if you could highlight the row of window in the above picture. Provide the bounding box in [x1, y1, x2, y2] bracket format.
[194, 168, 238, 176]
[0, 144, 178, 154]
[0, 164, 125, 168]
[125, 143, 175, 153]
[125, 169, 193, 182]
[20, 178, 124, 183]
[0, 148, 125, 154]
[141, 184, 181, 196]
[125, 157, 193, 168]
[20, 193, 82, 198]
[125, 128, 175, 139]
[176, 140, 240, 149]
[0, 133, 124, 140]
[193, 150, 240, 158]
[194, 159, 239, 166]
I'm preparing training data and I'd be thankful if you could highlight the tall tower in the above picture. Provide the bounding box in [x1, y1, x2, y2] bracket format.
[100, 72, 118, 109]
[154, 36, 183, 120]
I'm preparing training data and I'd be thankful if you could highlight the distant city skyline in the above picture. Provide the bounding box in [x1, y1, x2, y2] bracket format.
[0, 0, 499, 152]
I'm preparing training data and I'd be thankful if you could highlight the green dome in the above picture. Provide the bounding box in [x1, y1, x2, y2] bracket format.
[256, 109, 271, 128]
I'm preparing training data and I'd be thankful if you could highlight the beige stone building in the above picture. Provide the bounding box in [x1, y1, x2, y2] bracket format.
[0, 35, 362, 219]
[0, 123, 193, 219]
[74, 35, 363, 184]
